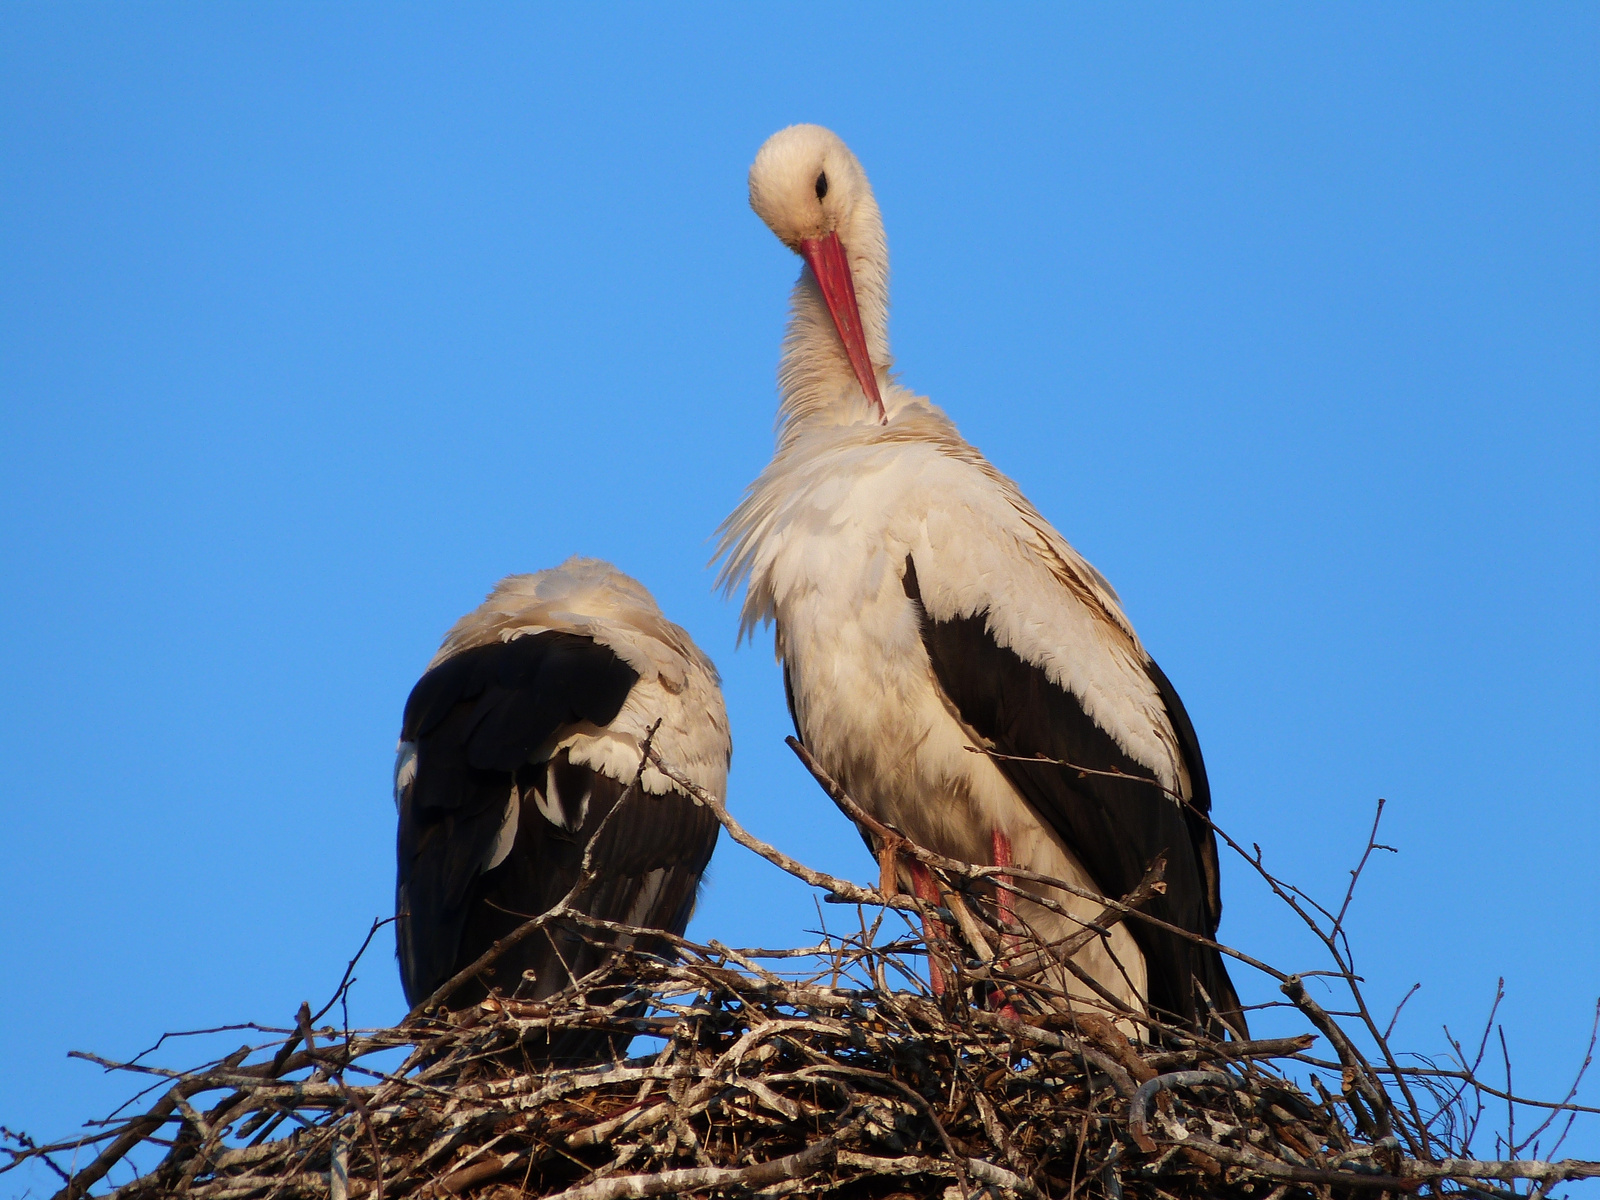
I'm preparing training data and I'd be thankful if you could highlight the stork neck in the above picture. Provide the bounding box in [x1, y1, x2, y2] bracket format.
[775, 235, 892, 444]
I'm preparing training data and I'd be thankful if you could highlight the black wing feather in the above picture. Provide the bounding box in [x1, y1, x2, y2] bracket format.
[903, 556, 1245, 1036]
[403, 632, 639, 771]
[395, 631, 719, 1061]
[1143, 656, 1225, 934]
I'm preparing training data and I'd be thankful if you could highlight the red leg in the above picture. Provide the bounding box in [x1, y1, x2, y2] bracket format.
[909, 860, 947, 996]
[990, 829, 1019, 1019]
[877, 843, 899, 898]
[992, 829, 1017, 930]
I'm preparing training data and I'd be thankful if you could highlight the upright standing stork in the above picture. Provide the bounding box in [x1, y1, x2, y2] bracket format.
[395, 558, 730, 1058]
[718, 125, 1245, 1037]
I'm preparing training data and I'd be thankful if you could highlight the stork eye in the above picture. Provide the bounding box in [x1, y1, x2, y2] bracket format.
[815, 171, 829, 200]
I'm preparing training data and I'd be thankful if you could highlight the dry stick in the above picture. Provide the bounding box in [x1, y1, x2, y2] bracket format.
[972, 1075, 1028, 1177]
[1126, 1070, 1234, 1151]
[646, 747, 905, 913]
[268, 1002, 313, 1080]
[1457, 980, 1507, 1155]
[1281, 976, 1395, 1141]
[786, 737, 921, 882]
[1289, 1055, 1600, 1118]
[789, 737, 1291, 991]
[1331, 798, 1397, 948]
[310, 917, 396, 1028]
[1324, 800, 1437, 1160]
[50, 1046, 252, 1200]
[967, 746, 1185, 801]
[1144, 1034, 1316, 1068]
[1406, 1157, 1600, 1186]
[434, 1145, 526, 1194]
[46, 946, 1599, 1200]
[789, 734, 1006, 914]
[1161, 1130, 1418, 1192]
[1383, 981, 1422, 1041]
[33, 742, 1600, 1200]
[0, 1129, 73, 1187]
[834, 1151, 1043, 1199]
[1498, 1024, 1518, 1161]
[793, 733, 1172, 1016]
[328, 1076, 384, 1200]
[1201, 798, 1438, 1160]
[1515, 997, 1600, 1155]
[1004, 861, 1168, 980]
[960, 746, 1513, 1162]
[965, 732, 1438, 1142]
[541, 1114, 865, 1200]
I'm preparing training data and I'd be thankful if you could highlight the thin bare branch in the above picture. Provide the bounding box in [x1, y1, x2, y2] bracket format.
[15, 743, 1593, 1200]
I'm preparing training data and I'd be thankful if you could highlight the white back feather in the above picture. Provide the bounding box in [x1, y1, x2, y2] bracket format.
[431, 557, 730, 801]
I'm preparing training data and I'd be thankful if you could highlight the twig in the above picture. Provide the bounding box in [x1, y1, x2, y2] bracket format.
[16, 742, 1595, 1200]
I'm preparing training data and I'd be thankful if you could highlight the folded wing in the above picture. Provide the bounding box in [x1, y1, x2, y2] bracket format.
[395, 629, 719, 1056]
[903, 555, 1245, 1036]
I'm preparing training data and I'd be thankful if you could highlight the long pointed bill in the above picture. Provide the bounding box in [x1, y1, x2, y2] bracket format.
[800, 232, 885, 422]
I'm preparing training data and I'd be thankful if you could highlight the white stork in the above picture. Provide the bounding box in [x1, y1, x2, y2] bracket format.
[395, 558, 730, 1057]
[718, 125, 1245, 1037]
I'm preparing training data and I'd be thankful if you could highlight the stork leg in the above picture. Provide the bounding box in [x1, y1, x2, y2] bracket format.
[992, 828, 1017, 930]
[990, 828, 1019, 1018]
[877, 841, 899, 898]
[908, 860, 948, 997]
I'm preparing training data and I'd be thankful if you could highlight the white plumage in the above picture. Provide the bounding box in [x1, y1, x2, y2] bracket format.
[416, 558, 730, 802]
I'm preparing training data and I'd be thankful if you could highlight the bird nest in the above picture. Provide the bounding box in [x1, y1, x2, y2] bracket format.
[8, 742, 1598, 1200]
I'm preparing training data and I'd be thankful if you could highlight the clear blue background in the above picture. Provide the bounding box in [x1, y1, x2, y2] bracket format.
[3, 4, 1596, 1192]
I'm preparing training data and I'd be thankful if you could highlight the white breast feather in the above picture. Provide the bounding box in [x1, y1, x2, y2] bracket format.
[718, 396, 1159, 1021]
[720, 400, 1183, 793]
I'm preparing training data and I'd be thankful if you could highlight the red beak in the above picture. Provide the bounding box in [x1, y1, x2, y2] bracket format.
[799, 232, 885, 422]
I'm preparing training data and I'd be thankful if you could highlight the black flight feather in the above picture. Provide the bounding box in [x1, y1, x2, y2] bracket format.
[394, 630, 718, 1061]
[902, 555, 1246, 1038]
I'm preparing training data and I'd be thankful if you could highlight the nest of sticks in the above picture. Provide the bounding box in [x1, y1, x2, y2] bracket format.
[8, 739, 1598, 1200]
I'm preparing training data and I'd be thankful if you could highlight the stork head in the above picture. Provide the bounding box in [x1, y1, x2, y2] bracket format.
[749, 124, 888, 423]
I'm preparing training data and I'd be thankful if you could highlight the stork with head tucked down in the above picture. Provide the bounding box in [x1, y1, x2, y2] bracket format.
[395, 558, 729, 1059]
[718, 125, 1246, 1037]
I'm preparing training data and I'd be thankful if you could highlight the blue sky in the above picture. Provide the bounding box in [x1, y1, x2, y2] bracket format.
[2, 4, 1596, 1189]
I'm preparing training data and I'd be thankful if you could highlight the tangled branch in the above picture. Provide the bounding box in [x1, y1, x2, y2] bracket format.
[5, 746, 1596, 1199]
